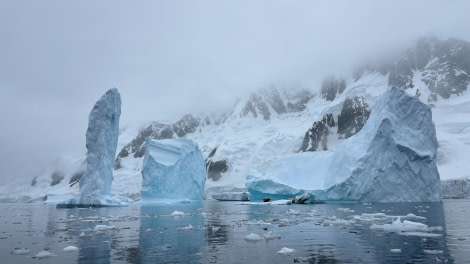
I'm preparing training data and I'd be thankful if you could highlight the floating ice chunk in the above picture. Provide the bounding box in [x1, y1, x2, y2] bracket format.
[177, 224, 194, 231]
[79, 232, 86, 237]
[63, 246, 78, 252]
[94, 224, 116, 231]
[33, 250, 56, 259]
[244, 233, 264, 242]
[270, 199, 293, 205]
[170, 211, 188, 217]
[10, 248, 30, 255]
[390, 249, 401, 253]
[264, 231, 281, 241]
[424, 249, 443, 254]
[277, 247, 296, 254]
[285, 209, 300, 215]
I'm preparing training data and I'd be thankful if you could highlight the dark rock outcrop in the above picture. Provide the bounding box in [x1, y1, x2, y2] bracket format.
[299, 114, 335, 152]
[205, 146, 229, 181]
[337, 96, 371, 139]
[115, 114, 201, 169]
[321, 76, 346, 101]
[441, 178, 470, 198]
[300, 96, 371, 152]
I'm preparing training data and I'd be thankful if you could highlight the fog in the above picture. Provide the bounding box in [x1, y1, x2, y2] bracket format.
[1, 0, 469, 182]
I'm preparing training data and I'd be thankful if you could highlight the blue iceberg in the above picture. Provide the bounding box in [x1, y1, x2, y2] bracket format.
[58, 88, 124, 207]
[247, 86, 441, 202]
[141, 138, 206, 202]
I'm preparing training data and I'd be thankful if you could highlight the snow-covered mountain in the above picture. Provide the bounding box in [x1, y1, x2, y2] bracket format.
[2, 36, 469, 202]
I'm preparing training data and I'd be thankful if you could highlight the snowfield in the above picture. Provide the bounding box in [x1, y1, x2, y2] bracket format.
[0, 57, 469, 202]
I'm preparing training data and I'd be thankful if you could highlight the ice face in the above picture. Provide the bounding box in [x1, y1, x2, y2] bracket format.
[57, 88, 122, 207]
[246, 86, 442, 202]
[141, 138, 206, 201]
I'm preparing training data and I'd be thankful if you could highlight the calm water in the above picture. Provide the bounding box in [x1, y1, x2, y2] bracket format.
[1, 199, 469, 263]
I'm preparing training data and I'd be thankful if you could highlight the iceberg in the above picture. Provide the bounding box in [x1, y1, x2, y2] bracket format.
[58, 88, 123, 207]
[140, 138, 206, 201]
[246, 86, 441, 202]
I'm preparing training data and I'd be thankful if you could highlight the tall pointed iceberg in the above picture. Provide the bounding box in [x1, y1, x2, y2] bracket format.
[58, 88, 123, 207]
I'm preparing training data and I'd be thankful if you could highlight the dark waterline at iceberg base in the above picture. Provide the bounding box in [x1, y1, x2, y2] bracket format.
[1, 200, 469, 264]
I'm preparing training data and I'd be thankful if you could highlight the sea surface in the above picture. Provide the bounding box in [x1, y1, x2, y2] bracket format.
[1, 199, 469, 263]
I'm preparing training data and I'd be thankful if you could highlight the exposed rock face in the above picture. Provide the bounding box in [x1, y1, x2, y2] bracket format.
[50, 171, 65, 186]
[205, 146, 229, 181]
[115, 114, 200, 169]
[241, 87, 314, 120]
[355, 36, 470, 101]
[299, 96, 371, 152]
[299, 114, 335, 152]
[337, 96, 371, 139]
[441, 178, 470, 198]
[141, 138, 206, 200]
[321, 76, 346, 101]
[78, 88, 121, 205]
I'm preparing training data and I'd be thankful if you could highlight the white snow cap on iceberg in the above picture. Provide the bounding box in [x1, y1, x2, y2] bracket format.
[141, 138, 206, 201]
[247, 86, 441, 202]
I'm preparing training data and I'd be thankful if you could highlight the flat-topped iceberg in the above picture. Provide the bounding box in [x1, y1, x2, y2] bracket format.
[58, 88, 124, 207]
[140, 138, 206, 201]
[247, 86, 441, 202]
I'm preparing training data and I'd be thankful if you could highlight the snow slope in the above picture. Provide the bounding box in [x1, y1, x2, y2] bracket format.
[1, 37, 469, 202]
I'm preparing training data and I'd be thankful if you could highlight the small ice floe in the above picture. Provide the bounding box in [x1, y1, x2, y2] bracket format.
[277, 247, 296, 254]
[246, 219, 271, 225]
[390, 249, 401, 253]
[79, 232, 86, 237]
[285, 209, 300, 215]
[10, 247, 30, 255]
[263, 231, 281, 241]
[322, 216, 356, 226]
[145, 228, 154, 232]
[177, 224, 194, 231]
[94, 224, 116, 231]
[33, 250, 56, 259]
[404, 213, 426, 220]
[244, 233, 264, 242]
[270, 199, 293, 205]
[63, 246, 79, 252]
[336, 208, 355, 213]
[210, 226, 220, 233]
[370, 217, 442, 237]
[170, 211, 188, 217]
[423, 249, 443, 254]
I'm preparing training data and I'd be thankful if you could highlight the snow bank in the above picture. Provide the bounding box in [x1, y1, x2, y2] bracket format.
[141, 138, 206, 201]
[246, 86, 441, 202]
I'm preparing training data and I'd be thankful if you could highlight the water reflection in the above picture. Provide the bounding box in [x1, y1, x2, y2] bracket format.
[139, 204, 205, 263]
[2, 200, 470, 263]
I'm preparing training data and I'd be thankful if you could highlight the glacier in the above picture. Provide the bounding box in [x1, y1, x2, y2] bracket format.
[57, 88, 123, 207]
[140, 138, 206, 201]
[246, 86, 442, 202]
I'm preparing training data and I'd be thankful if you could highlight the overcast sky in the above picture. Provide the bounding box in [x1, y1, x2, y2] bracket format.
[1, 0, 470, 182]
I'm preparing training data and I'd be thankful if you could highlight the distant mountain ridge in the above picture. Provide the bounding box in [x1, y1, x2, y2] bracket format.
[2, 36, 469, 202]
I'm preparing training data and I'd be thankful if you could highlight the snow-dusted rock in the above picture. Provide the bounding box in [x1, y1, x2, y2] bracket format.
[57, 88, 123, 207]
[247, 86, 441, 202]
[141, 138, 206, 201]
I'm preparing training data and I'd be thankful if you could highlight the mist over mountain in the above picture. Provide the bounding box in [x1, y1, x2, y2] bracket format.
[2, 36, 469, 202]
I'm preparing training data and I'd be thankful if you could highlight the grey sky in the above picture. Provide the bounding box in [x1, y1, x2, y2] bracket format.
[1, 0, 469, 182]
